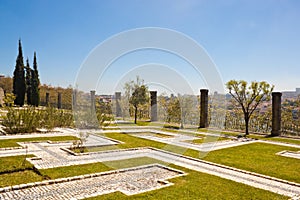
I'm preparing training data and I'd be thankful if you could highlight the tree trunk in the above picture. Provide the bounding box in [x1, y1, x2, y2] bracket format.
[134, 106, 138, 124]
[245, 114, 249, 136]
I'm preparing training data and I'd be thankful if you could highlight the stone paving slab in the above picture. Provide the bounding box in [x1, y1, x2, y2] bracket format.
[0, 164, 185, 200]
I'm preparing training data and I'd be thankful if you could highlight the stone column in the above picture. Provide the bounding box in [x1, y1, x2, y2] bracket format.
[271, 92, 282, 136]
[57, 93, 62, 109]
[199, 89, 209, 128]
[90, 90, 96, 111]
[45, 92, 49, 106]
[150, 91, 157, 121]
[115, 92, 121, 117]
[72, 89, 77, 109]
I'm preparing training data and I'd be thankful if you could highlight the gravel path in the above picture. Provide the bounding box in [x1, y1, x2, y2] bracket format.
[0, 164, 185, 200]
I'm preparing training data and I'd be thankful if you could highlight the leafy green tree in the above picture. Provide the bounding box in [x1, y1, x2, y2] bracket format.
[31, 52, 40, 106]
[25, 58, 32, 105]
[226, 80, 273, 135]
[13, 39, 26, 106]
[167, 96, 181, 124]
[130, 84, 149, 124]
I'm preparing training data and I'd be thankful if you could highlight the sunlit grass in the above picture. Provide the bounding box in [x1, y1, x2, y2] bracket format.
[0, 136, 78, 148]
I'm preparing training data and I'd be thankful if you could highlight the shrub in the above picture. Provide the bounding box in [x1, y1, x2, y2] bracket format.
[1, 107, 74, 134]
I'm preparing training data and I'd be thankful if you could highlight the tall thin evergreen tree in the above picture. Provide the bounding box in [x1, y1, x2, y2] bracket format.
[13, 39, 26, 106]
[31, 52, 40, 106]
[25, 58, 32, 105]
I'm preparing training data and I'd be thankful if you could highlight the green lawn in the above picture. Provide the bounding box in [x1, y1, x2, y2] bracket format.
[185, 136, 229, 144]
[140, 132, 175, 138]
[203, 142, 300, 183]
[0, 136, 78, 148]
[0, 155, 35, 173]
[0, 155, 287, 199]
[197, 128, 300, 145]
[99, 132, 300, 183]
[0, 170, 43, 187]
[0, 131, 298, 199]
[252, 135, 300, 145]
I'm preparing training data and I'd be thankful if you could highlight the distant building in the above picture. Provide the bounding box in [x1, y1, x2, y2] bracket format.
[99, 95, 112, 103]
[282, 88, 300, 99]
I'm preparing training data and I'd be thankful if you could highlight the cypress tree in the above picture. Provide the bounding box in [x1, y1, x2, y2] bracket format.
[31, 52, 40, 106]
[25, 58, 32, 105]
[13, 39, 26, 106]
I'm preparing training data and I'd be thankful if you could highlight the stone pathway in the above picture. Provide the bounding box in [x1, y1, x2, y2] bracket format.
[0, 164, 185, 200]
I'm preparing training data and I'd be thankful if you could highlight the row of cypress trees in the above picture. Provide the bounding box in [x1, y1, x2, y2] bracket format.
[13, 39, 40, 107]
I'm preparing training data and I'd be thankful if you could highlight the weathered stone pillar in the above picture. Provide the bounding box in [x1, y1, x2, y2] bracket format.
[90, 90, 96, 111]
[150, 91, 157, 121]
[271, 92, 282, 136]
[57, 93, 62, 109]
[199, 89, 209, 128]
[45, 92, 49, 106]
[72, 89, 77, 109]
[115, 92, 121, 117]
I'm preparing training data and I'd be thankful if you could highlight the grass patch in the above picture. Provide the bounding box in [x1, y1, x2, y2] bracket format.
[197, 128, 241, 136]
[103, 157, 167, 169]
[0, 170, 44, 187]
[203, 142, 300, 183]
[136, 121, 151, 126]
[186, 136, 229, 144]
[0, 136, 78, 148]
[39, 157, 166, 179]
[0, 155, 47, 187]
[264, 137, 300, 145]
[39, 162, 111, 179]
[253, 136, 300, 145]
[0, 155, 35, 173]
[140, 132, 174, 138]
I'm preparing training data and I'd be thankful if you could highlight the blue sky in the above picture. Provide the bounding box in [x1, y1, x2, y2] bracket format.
[0, 0, 300, 94]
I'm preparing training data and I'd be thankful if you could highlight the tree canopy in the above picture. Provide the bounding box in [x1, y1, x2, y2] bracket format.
[226, 80, 274, 135]
[126, 76, 149, 124]
[13, 39, 26, 106]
